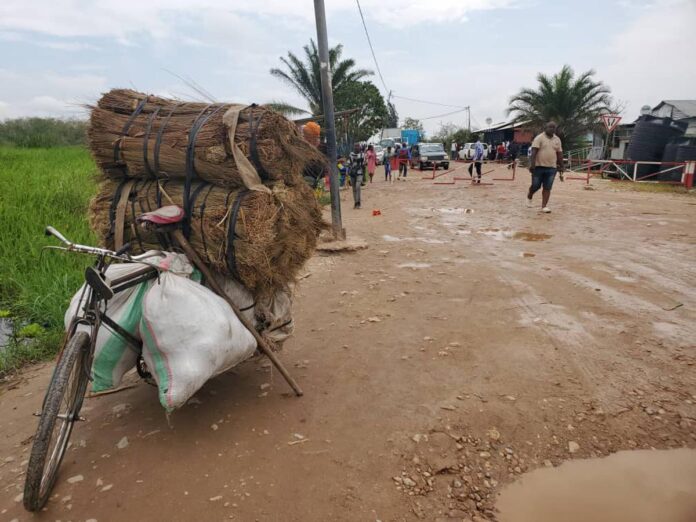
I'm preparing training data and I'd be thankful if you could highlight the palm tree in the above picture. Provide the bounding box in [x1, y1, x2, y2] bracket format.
[270, 40, 373, 115]
[508, 65, 613, 149]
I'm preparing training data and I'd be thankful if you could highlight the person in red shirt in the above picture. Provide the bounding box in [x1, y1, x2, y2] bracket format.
[497, 142, 506, 162]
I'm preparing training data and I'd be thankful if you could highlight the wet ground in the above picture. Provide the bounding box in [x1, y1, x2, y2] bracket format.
[1, 164, 695, 521]
[498, 448, 696, 522]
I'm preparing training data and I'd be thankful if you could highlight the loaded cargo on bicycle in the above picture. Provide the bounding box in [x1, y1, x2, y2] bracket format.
[22, 89, 328, 512]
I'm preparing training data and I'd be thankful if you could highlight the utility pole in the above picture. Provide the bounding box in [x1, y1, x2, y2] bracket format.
[466, 106, 471, 134]
[313, 0, 344, 239]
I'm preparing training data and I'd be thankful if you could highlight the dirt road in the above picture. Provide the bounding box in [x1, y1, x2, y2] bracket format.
[2, 164, 696, 521]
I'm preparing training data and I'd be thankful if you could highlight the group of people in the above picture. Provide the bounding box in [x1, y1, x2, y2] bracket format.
[334, 121, 564, 213]
[339, 142, 413, 209]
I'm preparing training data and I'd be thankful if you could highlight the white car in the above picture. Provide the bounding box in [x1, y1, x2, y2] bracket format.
[374, 144, 385, 165]
[458, 142, 489, 160]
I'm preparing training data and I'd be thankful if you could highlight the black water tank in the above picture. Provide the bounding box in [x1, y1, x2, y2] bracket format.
[626, 116, 687, 179]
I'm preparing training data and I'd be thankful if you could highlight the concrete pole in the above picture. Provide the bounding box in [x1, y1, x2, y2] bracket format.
[314, 0, 344, 239]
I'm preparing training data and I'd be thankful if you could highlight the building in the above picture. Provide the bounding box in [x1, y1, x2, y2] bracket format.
[480, 121, 534, 146]
[650, 100, 696, 137]
[607, 99, 696, 159]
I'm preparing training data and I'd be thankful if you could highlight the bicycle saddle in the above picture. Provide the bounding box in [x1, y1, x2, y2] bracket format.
[137, 205, 185, 225]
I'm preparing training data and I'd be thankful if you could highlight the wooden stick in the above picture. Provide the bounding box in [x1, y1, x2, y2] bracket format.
[170, 229, 303, 396]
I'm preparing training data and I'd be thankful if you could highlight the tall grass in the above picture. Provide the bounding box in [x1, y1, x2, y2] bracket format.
[0, 147, 96, 373]
[0, 118, 87, 148]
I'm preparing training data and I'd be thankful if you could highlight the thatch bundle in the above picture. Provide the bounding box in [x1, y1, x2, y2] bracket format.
[88, 89, 327, 187]
[87, 88, 328, 297]
[89, 179, 324, 295]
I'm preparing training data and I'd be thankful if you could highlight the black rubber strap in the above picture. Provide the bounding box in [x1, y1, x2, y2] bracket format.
[143, 107, 161, 178]
[184, 104, 225, 238]
[240, 302, 256, 312]
[114, 97, 148, 164]
[226, 190, 249, 278]
[199, 184, 215, 265]
[248, 105, 270, 180]
[268, 319, 293, 333]
[153, 103, 181, 175]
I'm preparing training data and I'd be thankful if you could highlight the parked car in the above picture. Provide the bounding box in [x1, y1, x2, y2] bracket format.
[458, 142, 489, 160]
[410, 142, 449, 170]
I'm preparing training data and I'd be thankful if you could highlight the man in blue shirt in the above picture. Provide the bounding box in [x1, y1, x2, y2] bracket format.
[468, 138, 484, 184]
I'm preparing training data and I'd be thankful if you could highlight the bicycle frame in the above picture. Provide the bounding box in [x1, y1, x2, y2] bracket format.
[45, 226, 162, 384]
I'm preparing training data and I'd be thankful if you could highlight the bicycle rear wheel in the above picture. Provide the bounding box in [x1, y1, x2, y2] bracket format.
[23, 331, 91, 511]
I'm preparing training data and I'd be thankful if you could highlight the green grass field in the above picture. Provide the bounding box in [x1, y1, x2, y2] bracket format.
[0, 147, 96, 374]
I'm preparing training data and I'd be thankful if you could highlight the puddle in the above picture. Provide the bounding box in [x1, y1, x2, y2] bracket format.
[497, 448, 696, 522]
[383, 235, 404, 242]
[476, 229, 552, 242]
[513, 232, 552, 241]
[435, 207, 473, 215]
[615, 275, 637, 283]
[397, 263, 432, 269]
[477, 229, 514, 241]
[417, 238, 448, 244]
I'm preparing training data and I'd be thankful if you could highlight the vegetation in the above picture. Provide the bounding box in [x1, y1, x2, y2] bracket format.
[429, 122, 474, 150]
[334, 81, 388, 142]
[0, 147, 96, 374]
[270, 40, 373, 116]
[0, 118, 87, 148]
[402, 117, 425, 136]
[507, 65, 613, 150]
[385, 100, 399, 128]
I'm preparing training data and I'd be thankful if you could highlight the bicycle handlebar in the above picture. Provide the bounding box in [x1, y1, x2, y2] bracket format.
[44, 225, 163, 263]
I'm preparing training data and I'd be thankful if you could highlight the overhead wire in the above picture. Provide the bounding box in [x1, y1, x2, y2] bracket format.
[391, 95, 467, 110]
[355, 0, 389, 95]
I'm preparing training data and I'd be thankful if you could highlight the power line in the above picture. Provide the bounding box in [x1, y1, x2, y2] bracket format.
[392, 95, 467, 110]
[420, 108, 469, 121]
[355, 0, 389, 95]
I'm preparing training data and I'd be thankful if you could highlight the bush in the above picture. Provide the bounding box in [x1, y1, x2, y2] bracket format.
[0, 118, 87, 148]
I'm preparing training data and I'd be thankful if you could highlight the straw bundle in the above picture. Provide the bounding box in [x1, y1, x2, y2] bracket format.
[89, 179, 325, 295]
[88, 89, 327, 188]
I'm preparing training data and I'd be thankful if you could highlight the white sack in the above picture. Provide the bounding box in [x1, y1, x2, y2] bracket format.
[140, 272, 257, 411]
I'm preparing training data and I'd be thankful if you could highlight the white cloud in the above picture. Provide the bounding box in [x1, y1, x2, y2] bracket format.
[0, 0, 516, 41]
[598, 0, 696, 120]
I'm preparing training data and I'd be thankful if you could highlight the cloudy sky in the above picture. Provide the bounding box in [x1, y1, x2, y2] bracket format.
[0, 0, 694, 133]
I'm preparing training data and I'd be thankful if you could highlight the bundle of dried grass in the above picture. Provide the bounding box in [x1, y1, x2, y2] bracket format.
[89, 179, 324, 294]
[88, 89, 327, 187]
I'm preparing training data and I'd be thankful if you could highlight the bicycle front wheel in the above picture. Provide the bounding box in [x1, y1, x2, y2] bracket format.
[23, 330, 91, 511]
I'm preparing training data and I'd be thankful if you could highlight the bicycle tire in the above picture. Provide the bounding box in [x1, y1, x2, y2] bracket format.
[23, 331, 91, 511]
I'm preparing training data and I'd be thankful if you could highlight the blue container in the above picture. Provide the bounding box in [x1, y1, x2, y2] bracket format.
[401, 129, 421, 147]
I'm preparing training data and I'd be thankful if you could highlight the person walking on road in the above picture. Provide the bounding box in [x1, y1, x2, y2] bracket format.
[384, 146, 393, 182]
[468, 138, 484, 183]
[366, 144, 377, 183]
[450, 141, 457, 160]
[397, 144, 411, 179]
[348, 143, 365, 209]
[527, 121, 564, 213]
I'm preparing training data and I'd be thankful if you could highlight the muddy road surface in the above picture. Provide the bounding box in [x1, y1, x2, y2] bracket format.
[2, 165, 696, 521]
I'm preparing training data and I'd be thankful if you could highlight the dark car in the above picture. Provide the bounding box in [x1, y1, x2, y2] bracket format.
[410, 142, 449, 170]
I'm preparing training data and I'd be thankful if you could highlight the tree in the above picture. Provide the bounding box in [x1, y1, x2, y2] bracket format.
[507, 65, 613, 150]
[270, 40, 373, 115]
[402, 117, 424, 135]
[334, 81, 388, 143]
[385, 100, 398, 128]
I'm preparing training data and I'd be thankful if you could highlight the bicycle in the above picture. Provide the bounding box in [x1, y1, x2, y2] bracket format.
[24, 205, 303, 511]
[23, 225, 163, 511]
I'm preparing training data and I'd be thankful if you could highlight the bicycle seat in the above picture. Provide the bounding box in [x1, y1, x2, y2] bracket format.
[137, 205, 185, 225]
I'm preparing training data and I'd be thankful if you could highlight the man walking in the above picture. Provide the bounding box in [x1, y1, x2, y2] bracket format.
[468, 137, 484, 183]
[527, 121, 564, 213]
[348, 143, 365, 209]
[450, 141, 457, 160]
[397, 144, 411, 179]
